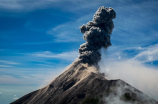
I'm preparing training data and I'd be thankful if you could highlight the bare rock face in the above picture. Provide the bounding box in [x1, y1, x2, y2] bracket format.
[11, 61, 158, 104]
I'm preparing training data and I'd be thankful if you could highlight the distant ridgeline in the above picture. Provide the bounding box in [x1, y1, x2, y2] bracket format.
[78, 6, 116, 65]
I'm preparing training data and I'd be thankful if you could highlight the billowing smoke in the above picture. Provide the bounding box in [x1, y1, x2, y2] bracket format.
[78, 6, 116, 65]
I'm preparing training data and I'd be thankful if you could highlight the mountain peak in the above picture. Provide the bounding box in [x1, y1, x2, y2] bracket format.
[11, 61, 158, 104]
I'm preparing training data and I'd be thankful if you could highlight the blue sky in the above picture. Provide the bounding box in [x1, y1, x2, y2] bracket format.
[0, 0, 158, 103]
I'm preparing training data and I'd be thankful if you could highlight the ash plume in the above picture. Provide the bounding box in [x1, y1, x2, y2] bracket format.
[78, 6, 116, 65]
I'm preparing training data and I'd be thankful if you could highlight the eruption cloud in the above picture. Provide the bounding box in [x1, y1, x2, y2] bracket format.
[78, 6, 116, 65]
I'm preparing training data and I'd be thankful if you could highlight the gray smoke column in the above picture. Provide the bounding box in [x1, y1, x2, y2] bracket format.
[78, 6, 116, 65]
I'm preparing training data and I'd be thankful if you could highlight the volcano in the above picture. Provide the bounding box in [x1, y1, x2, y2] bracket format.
[11, 6, 158, 104]
[11, 61, 158, 104]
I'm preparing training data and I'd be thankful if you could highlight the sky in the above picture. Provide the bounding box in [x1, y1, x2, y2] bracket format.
[0, 0, 158, 103]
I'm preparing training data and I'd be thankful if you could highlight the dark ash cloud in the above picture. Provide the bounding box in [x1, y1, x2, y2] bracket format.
[78, 6, 116, 65]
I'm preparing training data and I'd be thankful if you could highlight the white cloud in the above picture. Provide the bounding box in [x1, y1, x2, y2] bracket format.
[0, 60, 19, 65]
[13, 97, 18, 100]
[111, 0, 158, 48]
[47, 23, 80, 42]
[0, 75, 39, 85]
[133, 44, 158, 63]
[0, 0, 110, 12]
[46, 0, 158, 45]
[36, 64, 54, 67]
[32, 51, 78, 61]
[0, 0, 59, 11]
[0, 69, 62, 86]
[21, 76, 30, 79]
[0, 75, 22, 85]
[100, 59, 158, 101]
[0, 65, 11, 67]
[0, 60, 19, 68]
[99, 45, 158, 101]
[47, 13, 92, 42]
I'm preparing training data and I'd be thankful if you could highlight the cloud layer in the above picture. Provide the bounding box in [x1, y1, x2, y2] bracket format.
[99, 44, 158, 101]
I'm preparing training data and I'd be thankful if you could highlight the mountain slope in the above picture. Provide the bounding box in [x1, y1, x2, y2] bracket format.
[11, 61, 158, 104]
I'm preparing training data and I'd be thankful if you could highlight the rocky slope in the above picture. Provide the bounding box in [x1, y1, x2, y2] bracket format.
[11, 61, 158, 104]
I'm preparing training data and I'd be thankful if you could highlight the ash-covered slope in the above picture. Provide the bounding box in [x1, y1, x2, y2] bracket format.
[11, 61, 158, 104]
